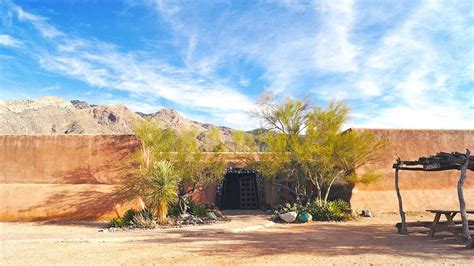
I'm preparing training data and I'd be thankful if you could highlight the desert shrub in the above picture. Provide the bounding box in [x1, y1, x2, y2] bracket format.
[132, 208, 156, 228]
[189, 201, 207, 217]
[109, 217, 125, 228]
[308, 200, 352, 221]
[272, 199, 352, 222]
[144, 161, 179, 224]
[122, 208, 138, 226]
[168, 202, 182, 216]
[205, 202, 216, 210]
[273, 202, 308, 216]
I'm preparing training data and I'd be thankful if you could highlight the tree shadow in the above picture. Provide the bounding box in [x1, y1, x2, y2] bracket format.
[20, 189, 129, 222]
[140, 223, 473, 260]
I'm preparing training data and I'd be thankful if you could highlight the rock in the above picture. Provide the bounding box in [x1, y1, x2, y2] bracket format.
[207, 212, 218, 220]
[279, 211, 297, 223]
[64, 121, 84, 134]
[361, 209, 373, 217]
[298, 212, 312, 223]
[214, 209, 223, 218]
[265, 209, 273, 215]
[272, 215, 280, 222]
[71, 100, 92, 109]
[180, 213, 191, 220]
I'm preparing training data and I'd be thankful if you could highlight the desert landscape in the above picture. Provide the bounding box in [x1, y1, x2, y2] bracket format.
[2, 213, 472, 265]
[1, 0, 473, 264]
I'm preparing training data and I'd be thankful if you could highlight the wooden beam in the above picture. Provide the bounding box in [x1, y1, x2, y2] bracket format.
[395, 158, 407, 234]
[392, 166, 461, 171]
[458, 149, 472, 249]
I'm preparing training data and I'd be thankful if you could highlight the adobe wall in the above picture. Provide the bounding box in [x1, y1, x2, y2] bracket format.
[1, 129, 473, 221]
[0, 135, 141, 221]
[351, 129, 474, 213]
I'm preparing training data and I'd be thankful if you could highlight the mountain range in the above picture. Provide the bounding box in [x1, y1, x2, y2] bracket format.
[0, 96, 251, 148]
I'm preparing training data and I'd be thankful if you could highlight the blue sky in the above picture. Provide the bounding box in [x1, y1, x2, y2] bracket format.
[0, 0, 473, 130]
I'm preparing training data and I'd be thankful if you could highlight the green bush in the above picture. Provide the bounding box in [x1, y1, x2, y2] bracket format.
[273, 202, 308, 216]
[308, 200, 352, 221]
[205, 203, 216, 210]
[168, 201, 182, 216]
[137, 208, 155, 221]
[123, 209, 138, 226]
[109, 208, 157, 228]
[189, 202, 207, 217]
[272, 199, 352, 222]
[109, 217, 125, 228]
[132, 209, 156, 228]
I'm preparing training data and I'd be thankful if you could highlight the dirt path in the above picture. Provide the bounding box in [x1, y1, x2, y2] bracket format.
[1, 213, 472, 265]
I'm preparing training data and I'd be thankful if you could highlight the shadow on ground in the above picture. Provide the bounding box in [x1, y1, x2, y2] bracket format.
[139, 223, 472, 260]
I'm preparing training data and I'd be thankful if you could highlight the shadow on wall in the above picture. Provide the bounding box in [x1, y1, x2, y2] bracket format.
[50, 138, 138, 185]
[52, 160, 135, 185]
[19, 188, 131, 222]
[328, 183, 355, 204]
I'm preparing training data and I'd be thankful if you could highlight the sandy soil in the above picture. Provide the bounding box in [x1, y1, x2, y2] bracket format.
[1, 212, 473, 265]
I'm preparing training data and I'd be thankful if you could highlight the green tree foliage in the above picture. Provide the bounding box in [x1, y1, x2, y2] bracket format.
[302, 101, 385, 206]
[250, 93, 311, 200]
[252, 93, 385, 206]
[122, 119, 227, 219]
[173, 128, 226, 213]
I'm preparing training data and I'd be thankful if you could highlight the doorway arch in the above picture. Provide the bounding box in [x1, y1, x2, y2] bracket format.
[216, 168, 263, 210]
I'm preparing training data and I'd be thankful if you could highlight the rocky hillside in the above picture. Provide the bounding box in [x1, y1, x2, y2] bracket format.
[0, 96, 138, 135]
[0, 96, 251, 149]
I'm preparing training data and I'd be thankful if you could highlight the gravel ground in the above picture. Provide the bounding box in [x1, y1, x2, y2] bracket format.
[1, 213, 473, 265]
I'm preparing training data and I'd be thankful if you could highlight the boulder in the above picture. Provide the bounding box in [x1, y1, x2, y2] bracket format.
[214, 209, 223, 218]
[361, 209, 373, 217]
[207, 212, 218, 220]
[298, 212, 312, 223]
[279, 211, 297, 223]
[180, 213, 191, 220]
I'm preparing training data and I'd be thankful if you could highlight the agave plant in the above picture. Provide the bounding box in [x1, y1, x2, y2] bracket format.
[143, 160, 178, 224]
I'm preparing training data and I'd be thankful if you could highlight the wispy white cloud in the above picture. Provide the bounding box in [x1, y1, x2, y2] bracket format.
[4, 2, 256, 129]
[350, 1, 474, 129]
[312, 0, 358, 72]
[15, 6, 62, 38]
[0, 34, 22, 48]
[2, 0, 473, 130]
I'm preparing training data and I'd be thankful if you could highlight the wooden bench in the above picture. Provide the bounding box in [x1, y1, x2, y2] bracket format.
[395, 220, 474, 234]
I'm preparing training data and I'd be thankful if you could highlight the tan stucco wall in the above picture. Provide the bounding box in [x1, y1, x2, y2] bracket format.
[351, 129, 474, 213]
[0, 135, 141, 221]
[1, 129, 473, 221]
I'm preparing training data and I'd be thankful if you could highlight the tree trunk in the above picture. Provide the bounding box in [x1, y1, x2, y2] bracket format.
[395, 160, 407, 234]
[310, 173, 323, 206]
[457, 149, 472, 249]
[323, 171, 342, 205]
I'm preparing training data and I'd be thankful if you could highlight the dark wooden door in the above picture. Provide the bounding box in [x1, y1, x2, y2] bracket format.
[239, 175, 258, 209]
[221, 172, 259, 209]
[222, 173, 240, 209]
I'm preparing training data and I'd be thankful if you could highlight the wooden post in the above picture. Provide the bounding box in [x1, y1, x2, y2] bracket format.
[395, 158, 407, 234]
[457, 149, 472, 248]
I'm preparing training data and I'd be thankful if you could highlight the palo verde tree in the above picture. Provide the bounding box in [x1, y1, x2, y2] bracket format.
[122, 119, 227, 219]
[252, 93, 384, 205]
[300, 101, 384, 206]
[250, 92, 311, 200]
[173, 129, 227, 214]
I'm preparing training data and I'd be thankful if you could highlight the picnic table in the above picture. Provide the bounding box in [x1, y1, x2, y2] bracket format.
[426, 209, 474, 242]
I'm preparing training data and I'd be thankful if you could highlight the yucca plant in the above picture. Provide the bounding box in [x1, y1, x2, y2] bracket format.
[143, 160, 178, 224]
